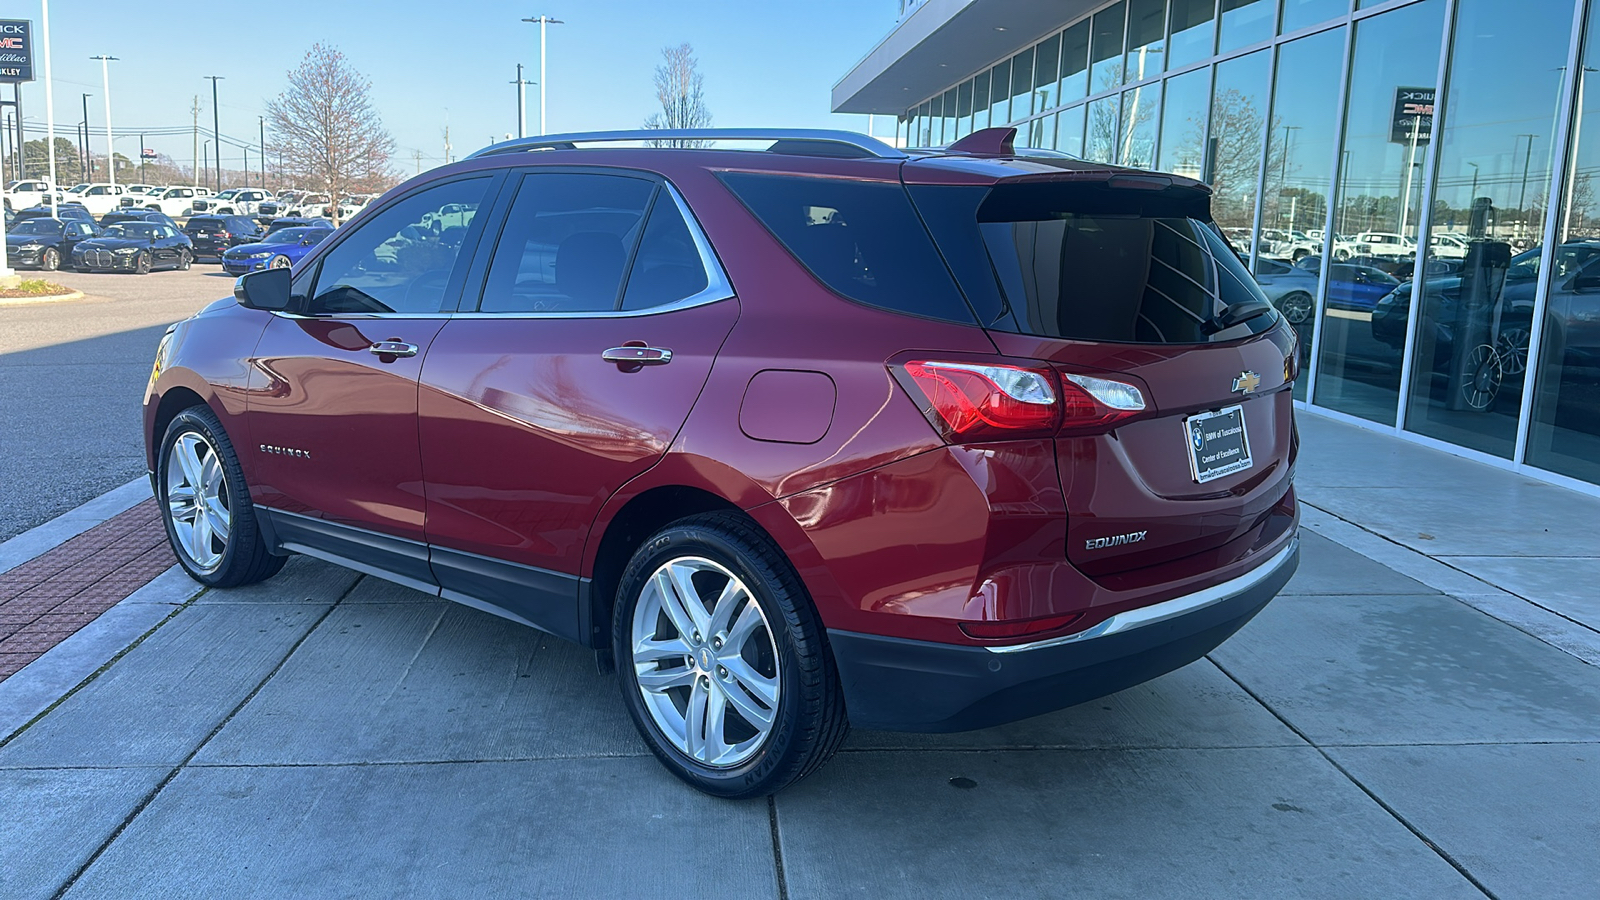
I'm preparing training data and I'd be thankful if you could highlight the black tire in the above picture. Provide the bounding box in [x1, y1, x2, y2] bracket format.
[268, 254, 291, 269]
[134, 252, 151, 275]
[613, 512, 848, 798]
[156, 405, 286, 588]
[40, 247, 60, 271]
[176, 250, 192, 271]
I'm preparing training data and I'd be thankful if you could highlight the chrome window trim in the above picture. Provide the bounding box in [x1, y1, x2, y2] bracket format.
[984, 537, 1299, 654]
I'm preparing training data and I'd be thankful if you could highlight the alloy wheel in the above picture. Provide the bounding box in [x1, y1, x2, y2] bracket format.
[269, 255, 291, 269]
[1281, 292, 1313, 325]
[164, 430, 232, 573]
[1461, 343, 1503, 411]
[1496, 326, 1530, 377]
[630, 555, 781, 768]
[41, 248, 59, 271]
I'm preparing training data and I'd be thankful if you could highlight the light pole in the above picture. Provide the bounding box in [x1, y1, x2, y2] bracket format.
[41, 0, 58, 214]
[510, 63, 535, 139]
[521, 15, 564, 135]
[258, 116, 266, 189]
[1514, 133, 1538, 242]
[79, 93, 91, 179]
[91, 55, 118, 188]
[205, 75, 224, 191]
[202, 140, 210, 188]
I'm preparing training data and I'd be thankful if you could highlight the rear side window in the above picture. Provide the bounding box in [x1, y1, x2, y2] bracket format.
[620, 195, 711, 311]
[717, 172, 976, 325]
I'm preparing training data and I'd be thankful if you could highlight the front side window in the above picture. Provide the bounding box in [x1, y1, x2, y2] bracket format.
[310, 177, 490, 315]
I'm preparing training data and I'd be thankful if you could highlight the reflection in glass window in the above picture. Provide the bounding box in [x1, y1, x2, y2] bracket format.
[1168, 0, 1217, 70]
[1060, 21, 1091, 102]
[1010, 48, 1035, 121]
[1528, 0, 1600, 484]
[973, 71, 992, 131]
[1034, 34, 1062, 112]
[1219, 0, 1276, 53]
[1159, 66, 1211, 180]
[1086, 94, 1122, 163]
[1207, 50, 1271, 254]
[941, 88, 957, 144]
[1126, 0, 1167, 83]
[989, 60, 1012, 127]
[1120, 83, 1161, 169]
[1057, 104, 1088, 157]
[1091, 3, 1128, 94]
[956, 80, 975, 139]
[1259, 28, 1346, 398]
[1312, 0, 1444, 425]
[1026, 112, 1058, 150]
[1281, 0, 1348, 33]
[1405, 0, 1574, 458]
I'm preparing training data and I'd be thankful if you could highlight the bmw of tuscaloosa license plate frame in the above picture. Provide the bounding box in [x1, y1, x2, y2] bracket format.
[1184, 405, 1253, 483]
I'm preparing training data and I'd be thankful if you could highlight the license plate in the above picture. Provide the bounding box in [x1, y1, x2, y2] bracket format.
[1183, 406, 1253, 483]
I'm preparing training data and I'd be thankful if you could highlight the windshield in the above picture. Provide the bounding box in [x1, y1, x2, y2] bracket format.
[103, 224, 157, 240]
[270, 228, 329, 245]
[12, 219, 62, 235]
[68, 184, 88, 194]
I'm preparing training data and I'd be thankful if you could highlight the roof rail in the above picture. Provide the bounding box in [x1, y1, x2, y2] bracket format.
[467, 128, 909, 160]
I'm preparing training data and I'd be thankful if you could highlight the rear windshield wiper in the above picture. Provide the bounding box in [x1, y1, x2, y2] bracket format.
[1203, 298, 1274, 334]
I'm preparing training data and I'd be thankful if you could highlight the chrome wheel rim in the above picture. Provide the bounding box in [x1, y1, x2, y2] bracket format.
[1282, 293, 1313, 325]
[270, 255, 290, 269]
[164, 430, 231, 573]
[1496, 327, 1530, 377]
[630, 556, 781, 768]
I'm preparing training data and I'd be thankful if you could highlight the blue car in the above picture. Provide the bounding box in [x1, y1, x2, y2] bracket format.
[221, 227, 333, 275]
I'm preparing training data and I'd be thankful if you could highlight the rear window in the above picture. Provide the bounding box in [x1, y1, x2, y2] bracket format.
[916, 181, 1276, 344]
[187, 217, 224, 229]
[717, 172, 976, 325]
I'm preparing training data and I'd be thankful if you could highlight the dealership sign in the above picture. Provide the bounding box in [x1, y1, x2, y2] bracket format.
[0, 20, 33, 83]
[1390, 87, 1434, 144]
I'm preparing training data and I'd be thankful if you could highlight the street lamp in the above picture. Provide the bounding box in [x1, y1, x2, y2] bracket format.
[202, 140, 210, 189]
[521, 15, 564, 135]
[40, 0, 59, 215]
[509, 64, 535, 139]
[204, 76, 224, 191]
[1514, 133, 1539, 242]
[91, 55, 118, 188]
[79, 92, 91, 179]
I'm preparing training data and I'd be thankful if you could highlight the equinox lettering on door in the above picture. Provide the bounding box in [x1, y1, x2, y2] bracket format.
[1085, 531, 1148, 550]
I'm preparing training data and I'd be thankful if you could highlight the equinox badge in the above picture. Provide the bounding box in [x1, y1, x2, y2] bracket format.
[1086, 531, 1148, 550]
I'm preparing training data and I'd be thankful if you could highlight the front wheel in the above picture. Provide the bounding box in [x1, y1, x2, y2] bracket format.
[268, 254, 292, 269]
[133, 252, 151, 275]
[157, 406, 286, 588]
[176, 250, 192, 271]
[1279, 291, 1314, 326]
[614, 513, 848, 798]
[40, 247, 60, 271]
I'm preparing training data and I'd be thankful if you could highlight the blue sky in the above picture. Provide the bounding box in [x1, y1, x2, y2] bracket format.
[15, 0, 900, 172]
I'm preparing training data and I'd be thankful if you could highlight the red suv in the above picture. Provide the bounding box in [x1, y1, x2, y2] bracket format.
[144, 127, 1300, 797]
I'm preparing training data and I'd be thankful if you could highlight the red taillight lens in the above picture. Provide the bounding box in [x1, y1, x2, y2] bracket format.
[960, 612, 1085, 641]
[1058, 372, 1147, 432]
[902, 360, 1059, 441]
[217, 231, 230, 239]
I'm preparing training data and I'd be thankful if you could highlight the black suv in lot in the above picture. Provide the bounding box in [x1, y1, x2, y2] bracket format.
[184, 215, 266, 261]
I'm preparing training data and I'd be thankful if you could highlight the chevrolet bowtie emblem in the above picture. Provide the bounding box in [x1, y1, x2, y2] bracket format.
[1232, 371, 1261, 394]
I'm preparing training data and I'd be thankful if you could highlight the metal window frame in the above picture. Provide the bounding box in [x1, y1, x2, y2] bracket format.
[1303, 20, 1357, 406]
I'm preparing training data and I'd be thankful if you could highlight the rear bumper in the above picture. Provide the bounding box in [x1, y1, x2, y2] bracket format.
[828, 535, 1298, 732]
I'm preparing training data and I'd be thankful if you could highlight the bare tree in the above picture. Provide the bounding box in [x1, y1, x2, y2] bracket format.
[266, 44, 396, 225]
[643, 43, 712, 148]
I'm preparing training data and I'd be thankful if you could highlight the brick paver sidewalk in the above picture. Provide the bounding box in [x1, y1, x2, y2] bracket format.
[0, 500, 174, 680]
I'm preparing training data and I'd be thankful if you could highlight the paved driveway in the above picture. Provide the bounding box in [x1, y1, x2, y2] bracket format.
[3, 526, 1595, 899]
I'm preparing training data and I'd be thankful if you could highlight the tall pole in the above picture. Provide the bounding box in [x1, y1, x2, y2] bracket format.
[191, 96, 199, 186]
[80, 93, 90, 179]
[205, 75, 224, 191]
[522, 16, 564, 136]
[258, 116, 266, 189]
[202, 140, 209, 188]
[512, 63, 527, 139]
[92, 55, 118, 188]
[41, 0, 57, 213]
[1515, 133, 1539, 241]
[139, 133, 145, 184]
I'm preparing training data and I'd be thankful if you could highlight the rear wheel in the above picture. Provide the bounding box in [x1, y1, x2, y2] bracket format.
[40, 247, 59, 271]
[157, 406, 285, 587]
[614, 513, 848, 798]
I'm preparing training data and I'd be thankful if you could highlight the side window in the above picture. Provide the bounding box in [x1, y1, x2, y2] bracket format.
[477, 173, 654, 314]
[620, 194, 712, 311]
[309, 177, 490, 315]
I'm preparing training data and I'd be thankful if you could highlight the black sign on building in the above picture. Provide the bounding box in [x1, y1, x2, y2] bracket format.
[1390, 87, 1435, 144]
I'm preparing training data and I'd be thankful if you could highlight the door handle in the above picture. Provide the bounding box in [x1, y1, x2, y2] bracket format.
[369, 340, 419, 359]
[601, 346, 673, 367]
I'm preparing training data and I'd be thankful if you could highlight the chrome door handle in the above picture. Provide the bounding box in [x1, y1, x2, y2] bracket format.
[601, 346, 673, 366]
[369, 340, 419, 358]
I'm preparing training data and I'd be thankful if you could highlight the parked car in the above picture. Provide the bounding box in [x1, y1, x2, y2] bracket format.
[1259, 229, 1318, 261]
[55, 182, 131, 216]
[5, 216, 100, 270]
[143, 127, 1300, 798]
[220, 226, 333, 274]
[1428, 232, 1470, 259]
[100, 208, 180, 230]
[185, 215, 266, 261]
[14, 204, 98, 227]
[1352, 231, 1416, 261]
[138, 186, 206, 217]
[4, 179, 64, 210]
[262, 215, 334, 237]
[1251, 257, 1319, 326]
[257, 190, 303, 219]
[192, 188, 273, 217]
[286, 192, 330, 217]
[72, 221, 193, 273]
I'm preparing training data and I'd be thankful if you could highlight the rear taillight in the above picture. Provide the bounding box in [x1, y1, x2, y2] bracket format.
[900, 360, 1059, 441]
[217, 231, 231, 239]
[1058, 372, 1146, 432]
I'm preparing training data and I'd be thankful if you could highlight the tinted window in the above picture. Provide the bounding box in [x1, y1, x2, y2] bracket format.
[310, 177, 490, 315]
[718, 172, 976, 325]
[620, 195, 711, 311]
[477, 173, 654, 314]
[187, 217, 224, 230]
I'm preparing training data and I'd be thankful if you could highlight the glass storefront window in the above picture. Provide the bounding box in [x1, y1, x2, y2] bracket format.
[1218, 0, 1276, 53]
[1034, 34, 1062, 112]
[956, 80, 974, 139]
[1060, 21, 1091, 102]
[1281, 0, 1348, 33]
[1126, 0, 1167, 83]
[1313, 0, 1444, 424]
[1027, 112, 1058, 150]
[1120, 83, 1162, 168]
[1404, 0, 1575, 458]
[941, 88, 957, 145]
[1091, 3, 1128, 94]
[1207, 50, 1271, 254]
[1086, 94, 1123, 162]
[1169, 0, 1217, 70]
[1158, 65, 1210, 179]
[989, 59, 1012, 127]
[1527, 0, 1600, 485]
[1058, 104, 1088, 157]
[1010, 48, 1035, 121]
[973, 71, 992, 131]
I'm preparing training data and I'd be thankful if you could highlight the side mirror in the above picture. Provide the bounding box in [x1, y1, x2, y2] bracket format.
[234, 267, 297, 312]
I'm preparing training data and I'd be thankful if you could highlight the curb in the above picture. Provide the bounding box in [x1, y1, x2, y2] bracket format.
[0, 476, 153, 576]
[0, 289, 86, 306]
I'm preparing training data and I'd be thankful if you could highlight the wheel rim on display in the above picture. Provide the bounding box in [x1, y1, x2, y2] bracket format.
[1496, 327, 1530, 377]
[630, 556, 781, 768]
[1462, 343, 1502, 411]
[164, 431, 232, 573]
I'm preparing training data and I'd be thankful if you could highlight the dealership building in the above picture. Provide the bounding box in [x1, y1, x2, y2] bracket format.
[835, 0, 1600, 494]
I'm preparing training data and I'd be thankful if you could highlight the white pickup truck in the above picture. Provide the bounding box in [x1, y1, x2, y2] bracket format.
[137, 186, 212, 217]
[4, 179, 64, 210]
[61, 182, 130, 216]
[191, 188, 273, 216]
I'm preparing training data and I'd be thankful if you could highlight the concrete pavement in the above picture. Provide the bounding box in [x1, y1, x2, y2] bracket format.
[1, 410, 1596, 898]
